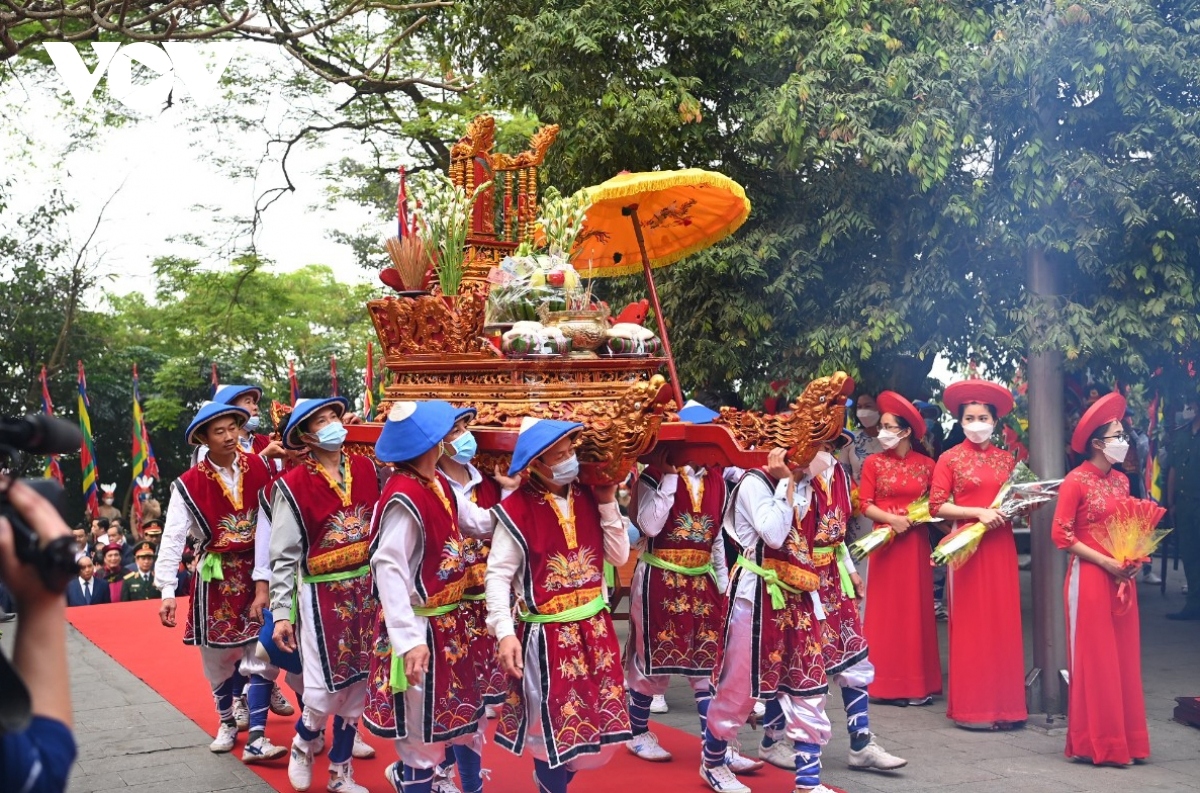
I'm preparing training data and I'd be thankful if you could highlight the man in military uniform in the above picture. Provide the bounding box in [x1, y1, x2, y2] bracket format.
[1167, 396, 1200, 620]
[121, 541, 160, 602]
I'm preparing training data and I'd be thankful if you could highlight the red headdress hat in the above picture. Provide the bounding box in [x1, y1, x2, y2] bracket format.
[942, 380, 1015, 419]
[876, 391, 926, 440]
[1070, 392, 1127, 455]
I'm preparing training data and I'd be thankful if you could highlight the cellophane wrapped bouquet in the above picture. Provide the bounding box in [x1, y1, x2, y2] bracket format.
[1098, 497, 1169, 614]
[486, 187, 592, 323]
[850, 496, 941, 561]
[931, 461, 1062, 569]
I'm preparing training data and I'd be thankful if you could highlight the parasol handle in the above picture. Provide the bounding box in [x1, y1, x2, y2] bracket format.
[624, 205, 686, 410]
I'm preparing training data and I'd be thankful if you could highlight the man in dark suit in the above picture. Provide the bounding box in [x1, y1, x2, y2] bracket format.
[65, 557, 111, 607]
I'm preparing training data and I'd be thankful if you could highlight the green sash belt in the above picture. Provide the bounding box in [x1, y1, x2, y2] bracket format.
[734, 556, 803, 611]
[460, 592, 487, 602]
[813, 546, 856, 599]
[640, 551, 714, 578]
[388, 600, 462, 693]
[603, 561, 615, 590]
[302, 564, 371, 585]
[199, 552, 224, 583]
[519, 594, 608, 624]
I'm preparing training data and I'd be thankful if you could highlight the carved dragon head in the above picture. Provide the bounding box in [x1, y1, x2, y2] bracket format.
[785, 371, 855, 468]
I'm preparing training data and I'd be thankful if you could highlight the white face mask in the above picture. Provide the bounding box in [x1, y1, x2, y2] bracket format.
[808, 451, 836, 478]
[963, 421, 994, 444]
[856, 408, 880, 428]
[1183, 407, 1197, 423]
[1103, 439, 1130, 464]
[877, 429, 904, 450]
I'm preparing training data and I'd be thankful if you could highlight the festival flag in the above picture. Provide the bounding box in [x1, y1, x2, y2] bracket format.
[210, 362, 219, 398]
[289, 359, 299, 406]
[38, 366, 64, 485]
[398, 166, 409, 239]
[330, 355, 339, 398]
[131, 364, 159, 484]
[77, 361, 100, 518]
[364, 342, 375, 417]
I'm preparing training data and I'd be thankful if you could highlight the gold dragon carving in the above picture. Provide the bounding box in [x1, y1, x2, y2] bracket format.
[713, 371, 853, 468]
[367, 283, 491, 359]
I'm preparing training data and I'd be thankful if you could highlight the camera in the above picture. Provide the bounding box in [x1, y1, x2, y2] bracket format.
[0, 415, 83, 593]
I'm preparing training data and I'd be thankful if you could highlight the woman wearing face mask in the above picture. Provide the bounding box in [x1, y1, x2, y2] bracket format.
[929, 380, 1026, 730]
[1051, 393, 1149, 766]
[859, 392, 941, 707]
[485, 418, 631, 793]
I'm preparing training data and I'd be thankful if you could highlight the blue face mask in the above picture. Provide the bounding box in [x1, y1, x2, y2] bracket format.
[447, 431, 477, 465]
[243, 415, 260, 432]
[312, 421, 347, 451]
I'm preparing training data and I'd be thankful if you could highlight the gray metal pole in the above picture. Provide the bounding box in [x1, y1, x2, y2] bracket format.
[1026, 245, 1069, 717]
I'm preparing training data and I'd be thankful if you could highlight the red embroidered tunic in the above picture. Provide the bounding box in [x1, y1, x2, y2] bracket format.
[455, 471, 506, 706]
[274, 454, 380, 691]
[811, 464, 868, 674]
[1051, 462, 1149, 764]
[929, 441, 1026, 725]
[634, 466, 726, 677]
[492, 482, 631, 768]
[363, 468, 481, 742]
[859, 449, 941, 700]
[174, 450, 273, 648]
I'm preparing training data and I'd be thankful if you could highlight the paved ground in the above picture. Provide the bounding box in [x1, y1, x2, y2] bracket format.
[1, 560, 1193, 793]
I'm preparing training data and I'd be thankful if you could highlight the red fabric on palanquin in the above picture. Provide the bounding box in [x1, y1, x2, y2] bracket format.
[876, 391, 926, 439]
[859, 446, 941, 700]
[1071, 392, 1127, 455]
[1052, 461, 1149, 765]
[930, 439, 1025, 726]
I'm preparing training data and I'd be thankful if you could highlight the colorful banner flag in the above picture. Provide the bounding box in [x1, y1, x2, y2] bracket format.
[330, 355, 339, 398]
[211, 362, 219, 398]
[131, 364, 159, 484]
[1146, 392, 1162, 502]
[77, 361, 100, 518]
[39, 366, 64, 485]
[365, 342, 375, 418]
[398, 166, 409, 239]
[289, 359, 299, 406]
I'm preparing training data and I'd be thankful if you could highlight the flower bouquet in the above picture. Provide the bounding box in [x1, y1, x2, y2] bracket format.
[1097, 497, 1169, 614]
[931, 462, 1062, 569]
[850, 496, 942, 561]
[407, 170, 493, 296]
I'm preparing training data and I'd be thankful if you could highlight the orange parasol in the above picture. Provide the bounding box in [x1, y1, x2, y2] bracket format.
[571, 169, 752, 408]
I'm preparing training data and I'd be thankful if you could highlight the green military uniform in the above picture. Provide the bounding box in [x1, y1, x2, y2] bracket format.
[121, 541, 161, 602]
[1167, 423, 1200, 616]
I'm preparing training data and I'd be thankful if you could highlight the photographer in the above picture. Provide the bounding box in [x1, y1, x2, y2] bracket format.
[0, 477, 76, 793]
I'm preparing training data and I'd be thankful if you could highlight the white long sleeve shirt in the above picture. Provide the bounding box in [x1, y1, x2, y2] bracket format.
[636, 467, 728, 592]
[154, 458, 242, 599]
[485, 493, 627, 642]
[725, 472, 824, 617]
[370, 482, 497, 658]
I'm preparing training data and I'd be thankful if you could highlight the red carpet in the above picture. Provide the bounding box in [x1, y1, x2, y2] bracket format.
[68, 600, 818, 792]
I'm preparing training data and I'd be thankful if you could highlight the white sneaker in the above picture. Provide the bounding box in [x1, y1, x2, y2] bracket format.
[271, 684, 296, 716]
[803, 786, 841, 793]
[757, 739, 795, 770]
[432, 772, 462, 793]
[726, 747, 764, 774]
[351, 731, 375, 759]
[699, 763, 752, 793]
[243, 734, 288, 764]
[848, 735, 907, 771]
[384, 762, 402, 793]
[650, 694, 669, 713]
[233, 696, 250, 731]
[289, 740, 315, 791]
[751, 700, 766, 718]
[627, 731, 672, 761]
[210, 721, 239, 753]
[328, 761, 368, 793]
[485, 704, 498, 719]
